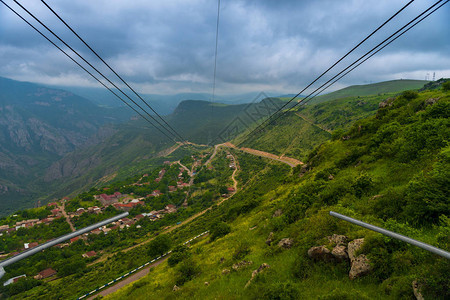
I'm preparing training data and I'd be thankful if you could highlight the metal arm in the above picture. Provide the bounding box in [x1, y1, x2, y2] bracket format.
[0, 212, 129, 279]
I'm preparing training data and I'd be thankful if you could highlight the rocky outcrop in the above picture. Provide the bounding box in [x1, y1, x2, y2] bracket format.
[331, 245, 348, 262]
[308, 236, 371, 279]
[412, 280, 424, 300]
[308, 246, 334, 262]
[222, 269, 230, 275]
[232, 260, 253, 271]
[425, 97, 439, 106]
[272, 209, 283, 218]
[327, 234, 348, 246]
[348, 238, 365, 262]
[278, 238, 293, 249]
[349, 254, 371, 279]
[173, 285, 180, 291]
[245, 263, 270, 288]
[379, 97, 395, 108]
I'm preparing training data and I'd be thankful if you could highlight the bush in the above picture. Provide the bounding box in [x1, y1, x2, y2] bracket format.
[401, 90, 418, 100]
[442, 81, 450, 92]
[210, 222, 231, 241]
[175, 259, 200, 286]
[167, 245, 190, 267]
[232, 241, 251, 260]
[147, 235, 171, 257]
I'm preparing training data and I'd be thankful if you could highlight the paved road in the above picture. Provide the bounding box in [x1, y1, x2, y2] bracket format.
[86, 256, 169, 299]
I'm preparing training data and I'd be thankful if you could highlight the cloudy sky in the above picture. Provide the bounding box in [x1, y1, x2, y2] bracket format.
[0, 0, 449, 96]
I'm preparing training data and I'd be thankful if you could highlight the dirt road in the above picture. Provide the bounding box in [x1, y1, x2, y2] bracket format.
[58, 202, 75, 232]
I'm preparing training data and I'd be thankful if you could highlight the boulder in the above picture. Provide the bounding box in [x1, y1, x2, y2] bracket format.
[272, 209, 283, 218]
[331, 245, 348, 262]
[278, 238, 293, 249]
[307, 246, 334, 262]
[265, 232, 274, 246]
[327, 234, 348, 246]
[222, 269, 230, 275]
[204, 281, 210, 286]
[425, 97, 439, 106]
[412, 280, 424, 300]
[173, 285, 180, 291]
[349, 254, 371, 279]
[245, 263, 270, 288]
[347, 238, 364, 262]
[232, 260, 253, 271]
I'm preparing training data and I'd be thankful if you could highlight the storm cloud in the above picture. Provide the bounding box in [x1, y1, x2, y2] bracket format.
[0, 0, 449, 95]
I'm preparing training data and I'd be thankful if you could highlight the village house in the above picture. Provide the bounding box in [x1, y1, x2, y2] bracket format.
[165, 204, 177, 214]
[34, 268, 57, 280]
[112, 200, 144, 212]
[168, 185, 177, 192]
[0, 225, 9, 232]
[70, 236, 80, 243]
[24, 242, 38, 249]
[47, 202, 58, 207]
[51, 208, 62, 217]
[82, 250, 97, 258]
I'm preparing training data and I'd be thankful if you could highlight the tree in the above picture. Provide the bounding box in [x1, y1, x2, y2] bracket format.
[147, 235, 171, 257]
[210, 221, 231, 241]
[442, 81, 450, 92]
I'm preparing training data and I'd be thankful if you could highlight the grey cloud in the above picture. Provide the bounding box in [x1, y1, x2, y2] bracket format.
[0, 0, 449, 95]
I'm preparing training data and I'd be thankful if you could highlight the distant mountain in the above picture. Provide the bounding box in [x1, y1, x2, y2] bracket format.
[0, 76, 132, 215]
[311, 79, 428, 104]
[57, 85, 266, 114]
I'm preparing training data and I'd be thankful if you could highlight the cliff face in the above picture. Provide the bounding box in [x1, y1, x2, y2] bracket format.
[0, 77, 128, 215]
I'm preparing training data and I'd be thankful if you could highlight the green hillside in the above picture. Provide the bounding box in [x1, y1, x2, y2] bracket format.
[106, 87, 448, 299]
[312, 79, 428, 104]
[1, 83, 448, 299]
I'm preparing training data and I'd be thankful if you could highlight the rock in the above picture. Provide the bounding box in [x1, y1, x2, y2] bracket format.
[347, 238, 365, 263]
[328, 174, 334, 180]
[425, 97, 439, 106]
[349, 254, 371, 279]
[232, 260, 253, 271]
[370, 194, 383, 201]
[245, 263, 270, 288]
[412, 280, 424, 300]
[222, 269, 230, 275]
[272, 209, 283, 218]
[204, 281, 210, 286]
[327, 234, 348, 246]
[331, 245, 348, 262]
[265, 232, 274, 245]
[173, 285, 180, 291]
[379, 97, 395, 108]
[249, 226, 257, 231]
[278, 238, 293, 249]
[299, 164, 310, 177]
[342, 135, 351, 141]
[307, 246, 334, 262]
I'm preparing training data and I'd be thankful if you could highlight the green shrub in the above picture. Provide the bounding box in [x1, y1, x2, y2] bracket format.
[401, 90, 418, 100]
[210, 222, 231, 241]
[232, 241, 251, 260]
[147, 235, 171, 257]
[168, 245, 190, 267]
[175, 259, 200, 286]
[442, 81, 450, 92]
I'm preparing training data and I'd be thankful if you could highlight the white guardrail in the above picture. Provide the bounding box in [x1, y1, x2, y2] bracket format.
[330, 211, 450, 259]
[77, 231, 209, 299]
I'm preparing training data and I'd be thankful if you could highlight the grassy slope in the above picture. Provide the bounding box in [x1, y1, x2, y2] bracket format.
[107, 88, 449, 299]
[312, 79, 428, 104]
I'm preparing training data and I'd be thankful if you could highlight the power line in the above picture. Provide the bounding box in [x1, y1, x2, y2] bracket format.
[235, 0, 416, 146]
[39, 0, 188, 145]
[211, 0, 221, 127]
[11, 0, 181, 143]
[0, 0, 177, 143]
[239, 0, 445, 146]
[313, 0, 449, 102]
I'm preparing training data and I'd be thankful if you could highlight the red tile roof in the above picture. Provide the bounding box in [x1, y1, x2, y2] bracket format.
[37, 268, 57, 279]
